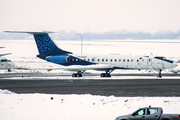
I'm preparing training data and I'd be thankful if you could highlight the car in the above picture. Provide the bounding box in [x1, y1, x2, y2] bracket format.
[115, 106, 180, 120]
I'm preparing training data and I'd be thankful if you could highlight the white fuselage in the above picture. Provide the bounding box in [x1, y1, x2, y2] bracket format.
[71, 54, 177, 71]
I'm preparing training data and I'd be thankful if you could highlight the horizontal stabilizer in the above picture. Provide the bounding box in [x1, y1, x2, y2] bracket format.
[4, 30, 55, 34]
[0, 53, 11, 57]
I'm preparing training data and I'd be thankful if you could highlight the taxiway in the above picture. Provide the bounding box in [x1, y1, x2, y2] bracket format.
[0, 72, 180, 97]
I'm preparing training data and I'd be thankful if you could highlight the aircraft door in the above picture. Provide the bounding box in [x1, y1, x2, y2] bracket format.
[147, 58, 152, 66]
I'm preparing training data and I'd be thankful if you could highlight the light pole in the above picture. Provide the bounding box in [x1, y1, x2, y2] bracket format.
[78, 33, 83, 54]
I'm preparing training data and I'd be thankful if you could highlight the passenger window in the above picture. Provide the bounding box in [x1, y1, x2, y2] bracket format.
[110, 59, 112, 62]
[84, 59, 86, 61]
[115, 59, 117, 62]
[76, 59, 78, 61]
[92, 59, 94, 62]
[97, 59, 100, 62]
[102, 59, 104, 62]
[137, 59, 139, 62]
[127, 59, 129, 62]
[123, 59, 125, 62]
[131, 59, 133, 62]
[106, 59, 108, 62]
[119, 59, 121, 62]
[147, 108, 158, 115]
[88, 59, 90, 62]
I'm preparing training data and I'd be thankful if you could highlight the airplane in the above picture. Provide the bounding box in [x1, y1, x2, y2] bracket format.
[0, 47, 15, 72]
[4, 31, 178, 77]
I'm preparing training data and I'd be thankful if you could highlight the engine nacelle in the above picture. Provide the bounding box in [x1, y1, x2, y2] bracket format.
[46, 55, 70, 64]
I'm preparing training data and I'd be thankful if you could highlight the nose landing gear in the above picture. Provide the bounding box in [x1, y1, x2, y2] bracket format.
[157, 69, 162, 78]
[100, 73, 111, 77]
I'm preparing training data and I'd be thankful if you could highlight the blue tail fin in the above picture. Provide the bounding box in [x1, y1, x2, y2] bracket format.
[33, 33, 72, 59]
[4, 31, 72, 59]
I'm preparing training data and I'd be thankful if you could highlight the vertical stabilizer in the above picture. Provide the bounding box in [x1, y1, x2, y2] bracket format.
[33, 33, 72, 59]
[4, 31, 72, 59]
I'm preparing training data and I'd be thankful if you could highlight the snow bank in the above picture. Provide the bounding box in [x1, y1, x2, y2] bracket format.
[0, 89, 180, 120]
[0, 89, 16, 94]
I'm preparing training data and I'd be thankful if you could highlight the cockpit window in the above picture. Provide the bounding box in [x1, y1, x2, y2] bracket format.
[154, 56, 173, 63]
[154, 57, 166, 60]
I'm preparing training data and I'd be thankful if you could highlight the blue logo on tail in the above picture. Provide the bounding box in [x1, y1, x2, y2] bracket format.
[34, 34, 55, 54]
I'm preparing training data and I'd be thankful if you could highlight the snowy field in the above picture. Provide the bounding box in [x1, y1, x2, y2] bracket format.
[1, 39, 180, 119]
[0, 89, 180, 120]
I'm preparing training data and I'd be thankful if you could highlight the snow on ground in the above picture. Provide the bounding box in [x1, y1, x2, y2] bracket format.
[1, 39, 180, 119]
[0, 89, 180, 120]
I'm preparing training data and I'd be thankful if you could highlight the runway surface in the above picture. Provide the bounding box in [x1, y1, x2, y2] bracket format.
[0, 73, 180, 97]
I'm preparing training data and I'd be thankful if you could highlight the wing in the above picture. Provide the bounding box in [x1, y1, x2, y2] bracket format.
[24, 64, 114, 72]
[61, 64, 114, 71]
[0, 53, 11, 57]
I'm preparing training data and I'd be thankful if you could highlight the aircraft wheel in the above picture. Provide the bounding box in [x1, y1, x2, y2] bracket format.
[157, 75, 162, 78]
[72, 73, 77, 77]
[72, 73, 82, 77]
[100, 73, 105, 77]
[77, 74, 82, 77]
[106, 73, 111, 77]
[100, 73, 111, 77]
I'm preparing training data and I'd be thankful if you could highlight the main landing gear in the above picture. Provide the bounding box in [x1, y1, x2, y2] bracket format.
[100, 73, 111, 77]
[100, 70, 114, 77]
[157, 69, 162, 78]
[72, 71, 85, 77]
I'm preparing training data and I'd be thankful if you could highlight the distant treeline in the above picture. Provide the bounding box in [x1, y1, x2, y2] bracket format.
[1, 30, 180, 40]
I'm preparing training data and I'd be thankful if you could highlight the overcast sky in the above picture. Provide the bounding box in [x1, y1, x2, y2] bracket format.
[0, 0, 180, 33]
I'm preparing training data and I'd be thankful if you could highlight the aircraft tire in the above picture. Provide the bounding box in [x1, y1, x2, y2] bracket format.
[72, 73, 82, 77]
[100, 73, 111, 77]
[157, 75, 162, 78]
[77, 74, 82, 77]
[72, 73, 77, 77]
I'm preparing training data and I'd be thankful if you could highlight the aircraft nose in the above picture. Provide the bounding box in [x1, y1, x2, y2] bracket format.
[172, 62, 178, 68]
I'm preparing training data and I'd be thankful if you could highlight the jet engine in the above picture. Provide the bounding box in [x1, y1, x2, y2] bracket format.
[46, 55, 70, 64]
